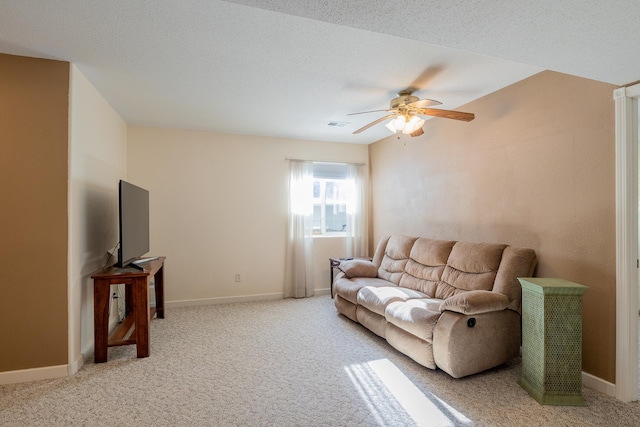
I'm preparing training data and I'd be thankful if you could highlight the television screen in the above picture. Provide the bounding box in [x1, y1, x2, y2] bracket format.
[117, 180, 150, 267]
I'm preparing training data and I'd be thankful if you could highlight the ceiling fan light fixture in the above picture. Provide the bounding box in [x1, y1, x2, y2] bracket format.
[385, 120, 398, 133]
[392, 115, 407, 131]
[403, 116, 425, 134]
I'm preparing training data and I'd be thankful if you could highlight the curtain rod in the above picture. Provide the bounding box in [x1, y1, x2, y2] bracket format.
[285, 158, 366, 166]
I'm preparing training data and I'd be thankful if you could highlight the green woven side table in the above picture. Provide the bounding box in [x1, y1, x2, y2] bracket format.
[517, 277, 588, 406]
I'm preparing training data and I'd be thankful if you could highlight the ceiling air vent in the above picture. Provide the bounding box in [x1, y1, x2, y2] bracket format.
[327, 121, 349, 128]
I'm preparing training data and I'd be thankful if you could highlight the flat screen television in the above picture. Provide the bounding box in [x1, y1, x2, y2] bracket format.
[117, 180, 150, 268]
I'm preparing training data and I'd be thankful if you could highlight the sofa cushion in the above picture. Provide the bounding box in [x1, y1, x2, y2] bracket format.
[410, 238, 456, 266]
[377, 235, 416, 285]
[339, 259, 378, 278]
[333, 277, 392, 304]
[436, 242, 506, 299]
[439, 290, 510, 315]
[399, 238, 455, 295]
[357, 286, 427, 316]
[371, 235, 391, 268]
[385, 298, 443, 342]
[492, 246, 538, 311]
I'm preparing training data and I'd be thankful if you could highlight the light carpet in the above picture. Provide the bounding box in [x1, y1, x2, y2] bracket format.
[1, 296, 640, 426]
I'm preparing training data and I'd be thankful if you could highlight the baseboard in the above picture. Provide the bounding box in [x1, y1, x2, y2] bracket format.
[167, 289, 333, 308]
[167, 292, 285, 307]
[68, 353, 85, 376]
[582, 371, 616, 397]
[0, 364, 68, 385]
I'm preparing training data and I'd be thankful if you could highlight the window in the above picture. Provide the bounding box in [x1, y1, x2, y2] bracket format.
[312, 163, 349, 235]
[287, 159, 367, 260]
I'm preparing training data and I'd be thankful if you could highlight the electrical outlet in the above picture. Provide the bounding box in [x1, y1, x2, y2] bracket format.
[235, 274, 241, 282]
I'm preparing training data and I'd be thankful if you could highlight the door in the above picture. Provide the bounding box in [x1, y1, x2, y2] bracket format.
[614, 84, 640, 402]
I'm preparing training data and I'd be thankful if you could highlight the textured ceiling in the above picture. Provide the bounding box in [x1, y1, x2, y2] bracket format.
[0, 1, 636, 144]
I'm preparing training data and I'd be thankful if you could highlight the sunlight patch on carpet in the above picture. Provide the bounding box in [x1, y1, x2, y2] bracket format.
[345, 359, 472, 426]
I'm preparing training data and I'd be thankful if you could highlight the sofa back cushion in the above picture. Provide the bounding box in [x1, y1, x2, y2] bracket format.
[369, 235, 537, 310]
[371, 235, 391, 269]
[377, 235, 416, 285]
[436, 242, 507, 299]
[399, 238, 456, 295]
[493, 246, 538, 311]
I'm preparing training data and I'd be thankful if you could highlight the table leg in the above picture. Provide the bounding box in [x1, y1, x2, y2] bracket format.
[330, 261, 334, 298]
[154, 266, 165, 319]
[125, 284, 133, 317]
[133, 277, 151, 358]
[93, 279, 111, 363]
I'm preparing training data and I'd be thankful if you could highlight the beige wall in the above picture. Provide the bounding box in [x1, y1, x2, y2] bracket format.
[68, 65, 128, 369]
[370, 70, 617, 382]
[127, 127, 368, 302]
[0, 54, 70, 371]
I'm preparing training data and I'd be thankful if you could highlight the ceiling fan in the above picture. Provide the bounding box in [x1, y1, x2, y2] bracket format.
[349, 89, 475, 137]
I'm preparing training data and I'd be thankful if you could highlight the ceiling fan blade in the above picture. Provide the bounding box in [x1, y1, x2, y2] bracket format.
[410, 127, 424, 137]
[352, 114, 397, 134]
[415, 108, 475, 122]
[347, 109, 396, 116]
[405, 66, 444, 94]
[407, 98, 442, 108]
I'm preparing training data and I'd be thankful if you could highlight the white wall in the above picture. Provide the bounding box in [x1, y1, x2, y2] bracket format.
[127, 127, 368, 303]
[68, 65, 127, 371]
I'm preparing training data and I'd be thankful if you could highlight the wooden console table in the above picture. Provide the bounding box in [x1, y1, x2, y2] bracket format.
[90, 257, 165, 363]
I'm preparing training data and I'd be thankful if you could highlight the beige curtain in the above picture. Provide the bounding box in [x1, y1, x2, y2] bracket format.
[284, 160, 314, 298]
[345, 163, 368, 258]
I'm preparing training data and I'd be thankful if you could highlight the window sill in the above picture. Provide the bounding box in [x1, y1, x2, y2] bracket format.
[313, 233, 347, 238]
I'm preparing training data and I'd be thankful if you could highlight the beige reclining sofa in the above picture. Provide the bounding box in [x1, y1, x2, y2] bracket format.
[333, 235, 537, 378]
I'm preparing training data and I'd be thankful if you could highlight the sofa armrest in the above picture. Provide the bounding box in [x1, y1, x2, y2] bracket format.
[439, 290, 511, 315]
[339, 259, 378, 278]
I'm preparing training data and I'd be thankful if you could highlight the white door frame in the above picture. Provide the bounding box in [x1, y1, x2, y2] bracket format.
[614, 84, 640, 402]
